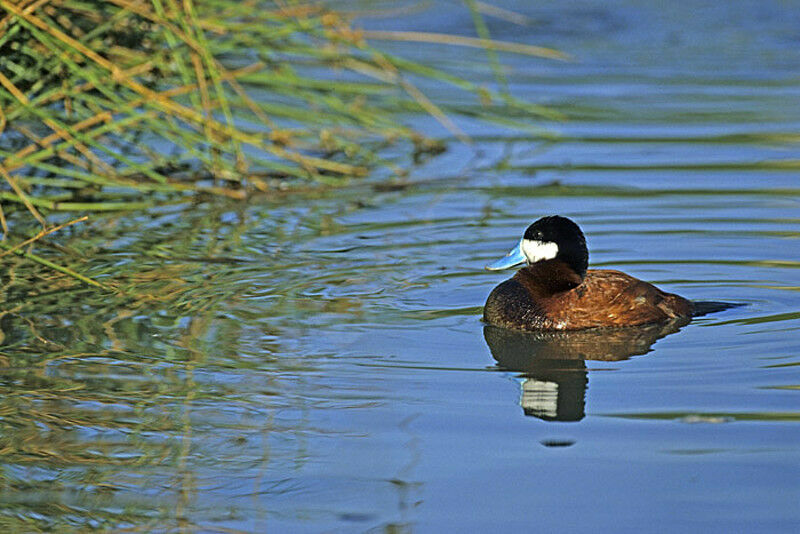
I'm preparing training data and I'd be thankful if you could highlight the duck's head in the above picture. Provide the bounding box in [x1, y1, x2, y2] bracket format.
[486, 215, 589, 278]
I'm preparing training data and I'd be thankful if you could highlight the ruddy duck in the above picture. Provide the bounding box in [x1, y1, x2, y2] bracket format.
[483, 216, 694, 331]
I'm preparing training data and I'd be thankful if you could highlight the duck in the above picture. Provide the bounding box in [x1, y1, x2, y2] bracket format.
[483, 215, 694, 331]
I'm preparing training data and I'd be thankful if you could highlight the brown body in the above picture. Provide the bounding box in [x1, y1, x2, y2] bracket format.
[483, 259, 694, 331]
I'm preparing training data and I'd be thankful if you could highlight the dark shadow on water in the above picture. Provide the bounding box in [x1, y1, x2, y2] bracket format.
[483, 318, 690, 422]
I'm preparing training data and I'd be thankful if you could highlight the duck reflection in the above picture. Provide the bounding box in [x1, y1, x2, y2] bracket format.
[484, 318, 689, 422]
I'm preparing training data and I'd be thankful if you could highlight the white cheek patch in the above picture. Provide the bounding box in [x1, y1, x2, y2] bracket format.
[521, 239, 559, 263]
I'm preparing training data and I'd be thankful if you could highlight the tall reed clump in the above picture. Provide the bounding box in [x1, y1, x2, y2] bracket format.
[0, 1, 563, 267]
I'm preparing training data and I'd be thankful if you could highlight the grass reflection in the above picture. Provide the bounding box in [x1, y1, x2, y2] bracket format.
[0, 202, 311, 530]
[0, 186, 419, 529]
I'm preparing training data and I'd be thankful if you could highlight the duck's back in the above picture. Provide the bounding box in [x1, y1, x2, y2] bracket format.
[484, 268, 693, 331]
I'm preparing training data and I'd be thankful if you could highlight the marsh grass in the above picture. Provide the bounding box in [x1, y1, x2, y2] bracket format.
[0, 1, 559, 221]
[0, 0, 562, 285]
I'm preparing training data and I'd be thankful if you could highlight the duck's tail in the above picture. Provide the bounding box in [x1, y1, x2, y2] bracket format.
[691, 301, 745, 318]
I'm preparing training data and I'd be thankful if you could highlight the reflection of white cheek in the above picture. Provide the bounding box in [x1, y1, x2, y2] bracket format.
[521, 379, 558, 419]
[522, 240, 559, 263]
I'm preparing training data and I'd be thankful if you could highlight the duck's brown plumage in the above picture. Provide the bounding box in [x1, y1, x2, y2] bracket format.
[483, 259, 694, 331]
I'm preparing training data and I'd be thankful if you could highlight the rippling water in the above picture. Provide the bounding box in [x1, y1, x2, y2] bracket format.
[2, 1, 800, 531]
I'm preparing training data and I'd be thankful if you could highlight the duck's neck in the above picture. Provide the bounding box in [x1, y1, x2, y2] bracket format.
[515, 259, 584, 297]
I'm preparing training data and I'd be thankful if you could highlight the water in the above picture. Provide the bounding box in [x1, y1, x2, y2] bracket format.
[2, 1, 800, 531]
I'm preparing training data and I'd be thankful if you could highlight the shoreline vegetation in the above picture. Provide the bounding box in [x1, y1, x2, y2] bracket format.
[0, 0, 562, 285]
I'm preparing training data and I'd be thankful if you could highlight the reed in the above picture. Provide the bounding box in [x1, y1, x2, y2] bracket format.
[0, 0, 560, 283]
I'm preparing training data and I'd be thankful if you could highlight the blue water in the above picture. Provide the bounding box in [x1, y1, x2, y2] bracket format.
[1, 0, 799, 532]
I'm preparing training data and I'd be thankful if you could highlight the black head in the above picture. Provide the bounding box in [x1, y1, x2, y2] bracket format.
[522, 216, 588, 278]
